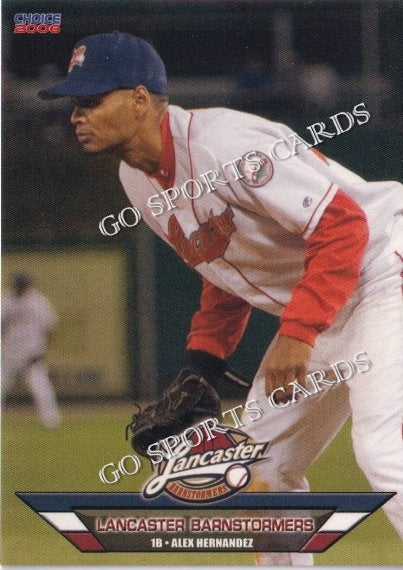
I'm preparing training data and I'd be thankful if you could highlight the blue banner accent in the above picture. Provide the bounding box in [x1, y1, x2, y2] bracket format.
[17, 491, 394, 513]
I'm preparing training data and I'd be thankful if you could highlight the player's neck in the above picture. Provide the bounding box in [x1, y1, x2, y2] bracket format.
[119, 113, 164, 174]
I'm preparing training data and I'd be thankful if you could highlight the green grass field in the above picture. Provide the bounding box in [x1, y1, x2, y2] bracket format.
[1, 403, 402, 566]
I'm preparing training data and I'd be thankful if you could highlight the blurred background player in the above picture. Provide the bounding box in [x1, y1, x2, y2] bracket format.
[1, 273, 61, 428]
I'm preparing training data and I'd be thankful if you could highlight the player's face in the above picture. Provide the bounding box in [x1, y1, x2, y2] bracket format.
[70, 89, 138, 154]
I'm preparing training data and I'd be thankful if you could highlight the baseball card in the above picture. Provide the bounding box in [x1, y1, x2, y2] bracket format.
[2, 1, 402, 568]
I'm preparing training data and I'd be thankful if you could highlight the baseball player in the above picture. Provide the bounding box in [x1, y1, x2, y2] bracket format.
[2, 273, 61, 429]
[38, 32, 403, 565]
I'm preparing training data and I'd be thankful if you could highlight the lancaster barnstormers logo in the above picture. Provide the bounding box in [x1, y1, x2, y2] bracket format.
[167, 205, 236, 267]
[68, 46, 86, 72]
[143, 427, 269, 503]
[239, 150, 274, 187]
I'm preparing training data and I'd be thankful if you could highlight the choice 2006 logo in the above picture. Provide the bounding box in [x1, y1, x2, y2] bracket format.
[143, 427, 269, 503]
[14, 13, 61, 34]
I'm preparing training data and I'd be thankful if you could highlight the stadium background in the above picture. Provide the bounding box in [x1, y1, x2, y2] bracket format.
[2, 0, 402, 565]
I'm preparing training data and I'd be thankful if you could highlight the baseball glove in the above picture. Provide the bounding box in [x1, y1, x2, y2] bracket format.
[127, 367, 222, 457]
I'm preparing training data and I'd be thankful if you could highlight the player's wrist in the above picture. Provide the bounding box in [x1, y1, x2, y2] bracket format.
[183, 349, 226, 386]
[278, 322, 317, 347]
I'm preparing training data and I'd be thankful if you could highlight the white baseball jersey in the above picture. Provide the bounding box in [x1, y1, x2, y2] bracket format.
[119, 105, 402, 317]
[2, 287, 57, 362]
[119, 105, 403, 550]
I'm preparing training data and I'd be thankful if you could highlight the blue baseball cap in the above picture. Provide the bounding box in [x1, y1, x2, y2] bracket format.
[38, 32, 167, 100]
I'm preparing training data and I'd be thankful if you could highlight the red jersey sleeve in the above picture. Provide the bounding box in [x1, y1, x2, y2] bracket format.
[187, 278, 252, 359]
[279, 189, 369, 346]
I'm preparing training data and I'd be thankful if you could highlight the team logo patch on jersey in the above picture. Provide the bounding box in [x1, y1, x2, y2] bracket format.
[167, 205, 236, 267]
[239, 151, 273, 187]
[68, 45, 86, 72]
[143, 427, 269, 503]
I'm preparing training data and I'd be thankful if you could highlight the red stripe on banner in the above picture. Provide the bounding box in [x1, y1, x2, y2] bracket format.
[301, 532, 344, 552]
[62, 532, 105, 552]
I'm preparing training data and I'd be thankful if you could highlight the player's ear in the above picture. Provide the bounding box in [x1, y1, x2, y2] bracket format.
[132, 86, 150, 113]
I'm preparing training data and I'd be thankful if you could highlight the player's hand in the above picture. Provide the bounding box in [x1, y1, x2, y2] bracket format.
[263, 335, 312, 400]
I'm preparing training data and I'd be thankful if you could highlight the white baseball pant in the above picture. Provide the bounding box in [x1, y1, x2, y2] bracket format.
[2, 353, 61, 429]
[243, 215, 403, 566]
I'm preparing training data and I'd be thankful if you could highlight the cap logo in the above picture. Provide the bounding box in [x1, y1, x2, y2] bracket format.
[68, 45, 86, 73]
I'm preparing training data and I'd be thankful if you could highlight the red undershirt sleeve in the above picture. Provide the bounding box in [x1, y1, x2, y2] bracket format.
[187, 278, 252, 359]
[187, 190, 368, 357]
[279, 189, 369, 346]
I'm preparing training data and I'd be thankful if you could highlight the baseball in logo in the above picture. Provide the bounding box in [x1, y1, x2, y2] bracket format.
[143, 426, 269, 503]
[239, 150, 274, 187]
